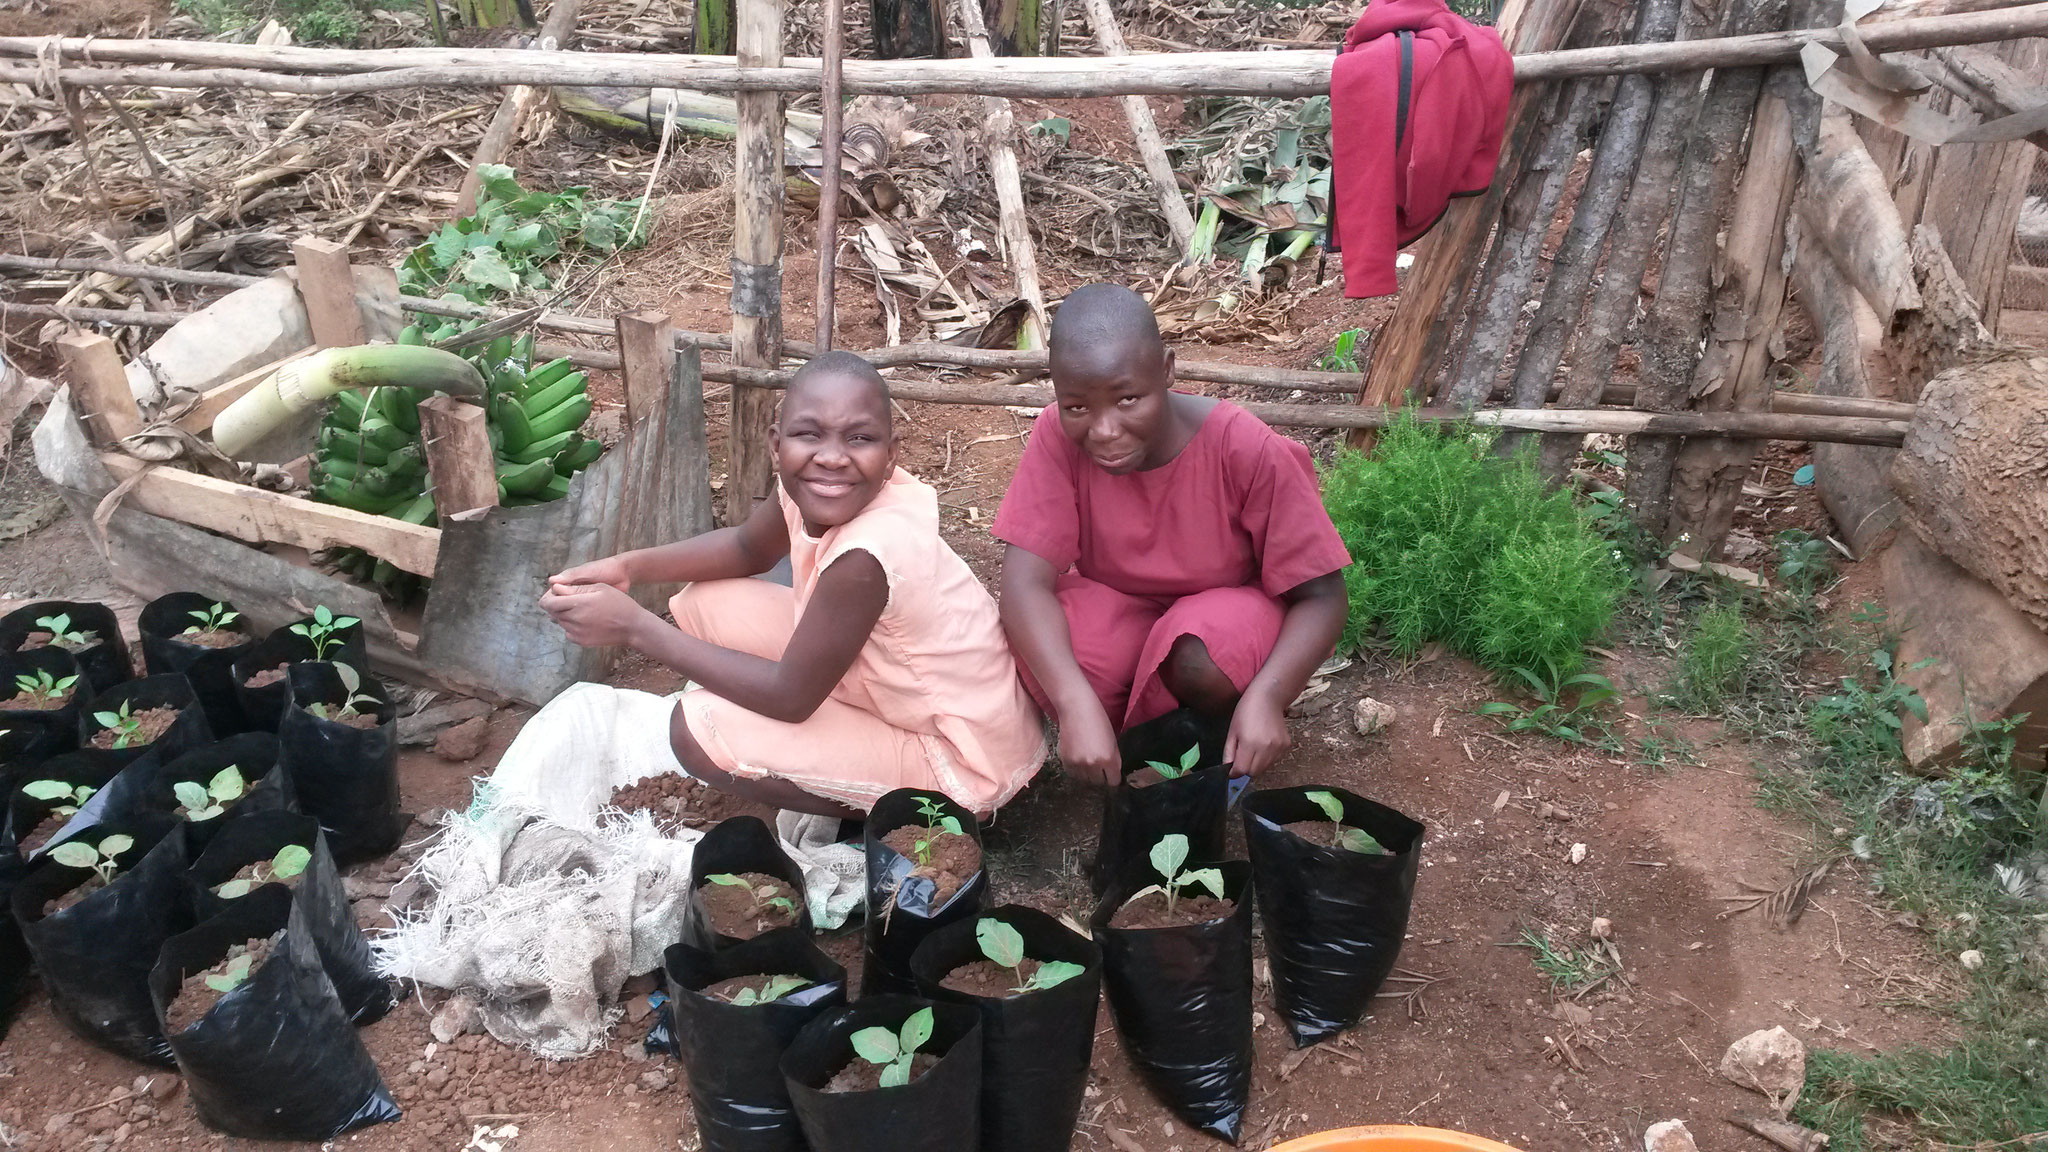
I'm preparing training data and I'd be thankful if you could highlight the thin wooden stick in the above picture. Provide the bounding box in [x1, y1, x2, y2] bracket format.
[955, 0, 1050, 347]
[1081, 0, 1196, 257]
[815, 0, 845, 350]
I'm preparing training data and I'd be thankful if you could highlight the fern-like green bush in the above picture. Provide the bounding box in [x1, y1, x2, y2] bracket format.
[1322, 415, 1625, 675]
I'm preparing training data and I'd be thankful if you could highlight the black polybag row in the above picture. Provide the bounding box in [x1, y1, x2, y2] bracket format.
[1097, 708, 1231, 893]
[278, 661, 402, 866]
[680, 816, 815, 952]
[909, 904, 1103, 1152]
[780, 994, 982, 1152]
[862, 788, 985, 995]
[0, 600, 131, 697]
[664, 926, 849, 1152]
[151, 887, 400, 1140]
[92, 733, 293, 858]
[1242, 786, 1424, 1047]
[2, 749, 135, 1039]
[79, 673, 214, 770]
[138, 592, 257, 737]
[186, 809, 393, 1025]
[1092, 859, 1256, 1145]
[0, 647, 86, 774]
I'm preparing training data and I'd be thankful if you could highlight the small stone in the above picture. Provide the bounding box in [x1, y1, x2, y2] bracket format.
[1539, 802, 1571, 822]
[146, 1078, 179, 1103]
[425, 1069, 450, 1091]
[624, 1042, 652, 1063]
[431, 993, 483, 1044]
[1590, 917, 1613, 940]
[1351, 697, 1396, 737]
[46, 1114, 71, 1135]
[1568, 843, 1588, 864]
[1643, 1120, 1698, 1152]
[84, 1109, 119, 1134]
[638, 1071, 668, 1093]
[112, 1122, 131, 1145]
[1720, 1026, 1806, 1112]
[1960, 949, 1985, 970]
[435, 716, 490, 762]
[625, 993, 654, 1024]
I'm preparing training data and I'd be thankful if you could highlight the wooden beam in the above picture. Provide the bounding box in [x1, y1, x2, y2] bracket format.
[727, 0, 784, 527]
[56, 331, 143, 445]
[291, 237, 365, 348]
[96, 452, 442, 577]
[418, 396, 499, 517]
[616, 310, 676, 430]
[1800, 107, 1923, 328]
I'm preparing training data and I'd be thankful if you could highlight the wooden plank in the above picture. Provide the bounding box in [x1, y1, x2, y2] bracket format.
[174, 348, 314, 434]
[418, 395, 499, 516]
[616, 314, 713, 607]
[56, 331, 143, 445]
[727, 0, 785, 526]
[96, 452, 442, 577]
[616, 309, 674, 430]
[292, 236, 365, 347]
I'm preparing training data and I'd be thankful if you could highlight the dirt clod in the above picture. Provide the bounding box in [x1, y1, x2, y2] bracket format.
[243, 665, 287, 689]
[697, 871, 800, 940]
[823, 1051, 939, 1094]
[1352, 696, 1395, 736]
[608, 771, 744, 835]
[1108, 891, 1236, 930]
[433, 716, 489, 761]
[1719, 1026, 1806, 1112]
[173, 628, 243, 650]
[88, 705, 179, 749]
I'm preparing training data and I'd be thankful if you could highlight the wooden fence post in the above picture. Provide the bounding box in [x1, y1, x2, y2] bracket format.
[727, 0, 785, 526]
[292, 237, 366, 348]
[57, 331, 143, 446]
[419, 396, 501, 517]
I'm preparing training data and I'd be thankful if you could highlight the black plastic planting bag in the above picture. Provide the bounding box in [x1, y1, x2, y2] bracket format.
[231, 616, 366, 733]
[909, 904, 1102, 1152]
[1242, 787, 1424, 1047]
[0, 844, 27, 1041]
[277, 662, 401, 866]
[781, 994, 983, 1152]
[186, 809, 392, 1025]
[1097, 708, 1232, 893]
[151, 887, 400, 1139]
[79, 674, 214, 771]
[94, 733, 293, 857]
[4, 749, 130, 862]
[1092, 860, 1255, 1144]
[681, 815, 816, 952]
[666, 927, 850, 1152]
[0, 600, 131, 697]
[0, 647, 86, 775]
[862, 788, 986, 995]
[12, 823, 192, 1064]
[139, 593, 258, 738]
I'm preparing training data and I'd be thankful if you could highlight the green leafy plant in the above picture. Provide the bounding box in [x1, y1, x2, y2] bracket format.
[49, 833, 134, 887]
[34, 613, 98, 651]
[174, 765, 248, 822]
[1142, 744, 1201, 781]
[1127, 833, 1226, 919]
[1673, 598, 1754, 711]
[91, 699, 146, 749]
[1774, 529, 1836, 597]
[727, 974, 811, 1007]
[1303, 790, 1387, 854]
[183, 602, 241, 636]
[974, 918, 1085, 994]
[304, 663, 380, 722]
[909, 795, 964, 867]
[172, 0, 379, 43]
[1478, 659, 1621, 749]
[848, 1006, 935, 1089]
[213, 844, 312, 899]
[1808, 648, 1931, 766]
[705, 873, 798, 919]
[1513, 927, 1610, 993]
[205, 952, 257, 994]
[12, 668, 78, 704]
[21, 779, 95, 818]
[1316, 329, 1369, 374]
[290, 605, 359, 661]
[399, 165, 646, 307]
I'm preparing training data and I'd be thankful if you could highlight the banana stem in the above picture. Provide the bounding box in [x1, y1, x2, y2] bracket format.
[213, 345, 484, 459]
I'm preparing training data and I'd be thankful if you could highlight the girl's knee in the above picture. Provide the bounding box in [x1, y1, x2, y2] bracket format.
[668, 701, 723, 779]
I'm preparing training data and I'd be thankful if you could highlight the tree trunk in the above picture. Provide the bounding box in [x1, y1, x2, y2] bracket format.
[983, 0, 1043, 56]
[1794, 236, 1905, 557]
[1799, 107, 1922, 328]
[872, 0, 950, 58]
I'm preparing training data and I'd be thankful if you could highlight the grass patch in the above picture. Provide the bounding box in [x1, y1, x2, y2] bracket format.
[1671, 597, 1754, 712]
[1513, 928, 1612, 994]
[174, 0, 397, 42]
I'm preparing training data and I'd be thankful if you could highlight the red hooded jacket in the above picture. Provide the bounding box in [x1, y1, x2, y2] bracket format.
[1329, 0, 1514, 298]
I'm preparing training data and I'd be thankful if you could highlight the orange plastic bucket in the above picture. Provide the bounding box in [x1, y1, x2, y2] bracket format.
[1270, 1125, 1525, 1151]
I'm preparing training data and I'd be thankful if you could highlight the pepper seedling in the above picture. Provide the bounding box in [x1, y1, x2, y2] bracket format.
[213, 844, 312, 898]
[21, 778, 96, 818]
[910, 795, 964, 867]
[290, 605, 360, 661]
[1125, 833, 1225, 919]
[174, 764, 247, 822]
[1304, 790, 1387, 855]
[303, 663, 381, 722]
[91, 699, 147, 749]
[726, 974, 811, 1006]
[705, 872, 798, 921]
[1142, 743, 1202, 781]
[34, 613, 98, 652]
[12, 668, 78, 705]
[848, 1006, 935, 1088]
[974, 918, 1084, 994]
[204, 951, 256, 994]
[49, 833, 134, 887]
[182, 602, 241, 636]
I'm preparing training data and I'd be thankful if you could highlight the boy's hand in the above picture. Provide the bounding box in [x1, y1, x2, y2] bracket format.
[540, 582, 650, 648]
[549, 556, 632, 593]
[1224, 688, 1290, 778]
[1056, 704, 1122, 788]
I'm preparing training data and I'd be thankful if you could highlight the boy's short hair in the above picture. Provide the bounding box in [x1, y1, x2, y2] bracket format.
[1049, 283, 1164, 356]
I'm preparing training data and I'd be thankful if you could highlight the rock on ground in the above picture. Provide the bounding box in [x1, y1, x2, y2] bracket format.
[1352, 696, 1395, 736]
[1644, 1119, 1698, 1152]
[1720, 1025, 1806, 1112]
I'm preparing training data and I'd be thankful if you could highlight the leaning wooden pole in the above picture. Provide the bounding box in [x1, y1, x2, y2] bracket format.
[957, 0, 1051, 347]
[816, 0, 846, 350]
[451, 0, 583, 218]
[727, 0, 785, 525]
[1081, 0, 1196, 258]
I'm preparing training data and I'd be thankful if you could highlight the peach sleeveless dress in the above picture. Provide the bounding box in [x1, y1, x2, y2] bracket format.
[670, 468, 1045, 816]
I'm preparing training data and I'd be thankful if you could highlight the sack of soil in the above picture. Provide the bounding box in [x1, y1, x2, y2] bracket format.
[1096, 708, 1231, 893]
[665, 926, 849, 1152]
[231, 611, 367, 733]
[681, 816, 814, 951]
[909, 904, 1102, 1152]
[92, 733, 293, 858]
[138, 593, 258, 738]
[1091, 845, 1254, 1144]
[0, 600, 131, 697]
[277, 662, 401, 867]
[4, 749, 130, 861]
[187, 809, 393, 1025]
[780, 994, 982, 1152]
[78, 674, 214, 770]
[151, 886, 400, 1139]
[1241, 786, 1424, 1047]
[862, 788, 985, 996]
[11, 822, 193, 1064]
[0, 647, 86, 774]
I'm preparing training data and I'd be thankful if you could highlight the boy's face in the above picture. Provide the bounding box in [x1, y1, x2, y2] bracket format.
[1048, 341, 1176, 475]
[770, 373, 897, 531]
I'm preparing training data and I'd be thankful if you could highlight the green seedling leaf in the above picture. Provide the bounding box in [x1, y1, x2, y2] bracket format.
[1338, 827, 1388, 855]
[214, 879, 254, 899]
[878, 1060, 912, 1089]
[938, 815, 963, 837]
[705, 873, 751, 888]
[174, 780, 211, 812]
[92, 710, 123, 728]
[36, 613, 69, 634]
[1025, 961, 1085, 992]
[313, 606, 334, 626]
[1150, 833, 1190, 884]
[206, 765, 246, 803]
[204, 955, 254, 994]
[1180, 867, 1226, 900]
[1304, 790, 1345, 824]
[271, 845, 311, 879]
[1179, 745, 1200, 773]
[49, 841, 98, 868]
[976, 918, 1027, 970]
[898, 1006, 934, 1055]
[22, 779, 74, 801]
[849, 1025, 901, 1065]
[730, 974, 810, 1007]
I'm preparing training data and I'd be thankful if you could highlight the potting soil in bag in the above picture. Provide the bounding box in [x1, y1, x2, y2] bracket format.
[908, 904, 1102, 1152]
[277, 662, 401, 866]
[1091, 859, 1255, 1144]
[231, 615, 366, 733]
[151, 887, 400, 1139]
[187, 809, 393, 1025]
[139, 593, 258, 737]
[0, 600, 131, 697]
[78, 673, 214, 770]
[0, 647, 86, 774]
[1242, 786, 1425, 1047]
[681, 815, 815, 952]
[666, 926, 850, 1152]
[94, 732, 292, 857]
[780, 994, 983, 1152]
[1097, 708, 1231, 893]
[12, 823, 193, 1064]
[862, 788, 987, 995]
[5, 748, 130, 862]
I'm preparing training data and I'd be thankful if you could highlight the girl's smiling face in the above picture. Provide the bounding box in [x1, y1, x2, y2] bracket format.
[771, 371, 898, 533]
